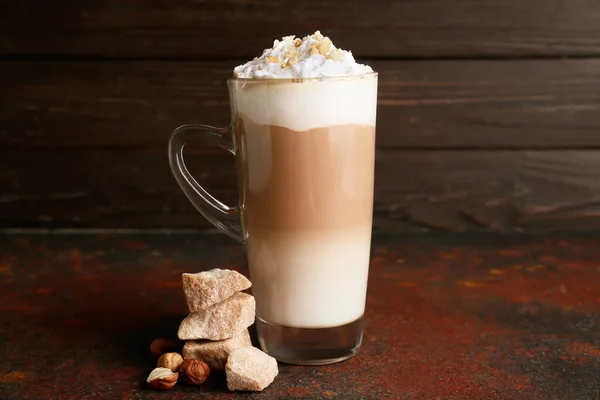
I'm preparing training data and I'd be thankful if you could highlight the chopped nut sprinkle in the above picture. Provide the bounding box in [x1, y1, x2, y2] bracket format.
[329, 49, 343, 62]
[319, 37, 332, 55]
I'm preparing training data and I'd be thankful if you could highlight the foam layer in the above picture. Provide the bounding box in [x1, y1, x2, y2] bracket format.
[234, 31, 373, 79]
[230, 75, 377, 131]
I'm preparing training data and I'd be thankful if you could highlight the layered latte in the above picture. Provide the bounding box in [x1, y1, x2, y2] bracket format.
[230, 32, 377, 361]
[230, 76, 376, 329]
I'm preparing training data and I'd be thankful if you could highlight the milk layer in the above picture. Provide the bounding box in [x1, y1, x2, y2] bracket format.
[247, 228, 372, 328]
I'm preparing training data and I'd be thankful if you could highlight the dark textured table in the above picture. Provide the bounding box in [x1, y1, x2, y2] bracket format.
[0, 233, 599, 399]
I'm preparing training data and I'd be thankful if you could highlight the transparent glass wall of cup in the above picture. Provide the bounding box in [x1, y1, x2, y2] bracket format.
[168, 73, 378, 365]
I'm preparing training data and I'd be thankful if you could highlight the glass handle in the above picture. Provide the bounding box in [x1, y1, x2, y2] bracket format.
[168, 124, 245, 243]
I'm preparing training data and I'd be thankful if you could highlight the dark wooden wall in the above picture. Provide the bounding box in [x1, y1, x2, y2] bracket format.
[2, 1, 600, 232]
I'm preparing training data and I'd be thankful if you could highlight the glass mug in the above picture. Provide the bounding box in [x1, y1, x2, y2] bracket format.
[168, 73, 378, 365]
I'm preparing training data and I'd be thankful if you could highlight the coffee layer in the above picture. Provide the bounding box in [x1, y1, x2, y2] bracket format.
[235, 120, 376, 232]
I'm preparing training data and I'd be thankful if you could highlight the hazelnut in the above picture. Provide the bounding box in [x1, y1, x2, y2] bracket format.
[157, 352, 183, 372]
[147, 367, 178, 390]
[180, 359, 211, 386]
[150, 338, 180, 358]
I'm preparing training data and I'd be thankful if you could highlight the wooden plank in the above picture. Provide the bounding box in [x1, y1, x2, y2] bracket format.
[2, 60, 600, 149]
[2, 1, 600, 58]
[3, 149, 600, 231]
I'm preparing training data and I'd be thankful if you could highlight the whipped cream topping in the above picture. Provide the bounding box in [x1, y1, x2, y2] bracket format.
[233, 31, 373, 79]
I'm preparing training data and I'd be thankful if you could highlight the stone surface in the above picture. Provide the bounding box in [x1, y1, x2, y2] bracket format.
[182, 329, 252, 371]
[226, 347, 279, 392]
[178, 292, 256, 340]
[182, 269, 251, 311]
[3, 233, 600, 399]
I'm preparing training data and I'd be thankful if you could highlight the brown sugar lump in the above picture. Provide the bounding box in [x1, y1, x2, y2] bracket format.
[225, 347, 278, 391]
[182, 269, 251, 312]
[178, 292, 255, 341]
[182, 329, 252, 371]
